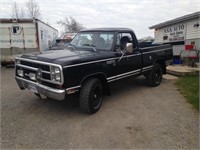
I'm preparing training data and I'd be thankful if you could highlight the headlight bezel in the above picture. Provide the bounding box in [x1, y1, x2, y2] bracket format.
[50, 66, 62, 83]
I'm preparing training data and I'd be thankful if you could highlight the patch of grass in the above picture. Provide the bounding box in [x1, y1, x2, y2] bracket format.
[175, 74, 199, 111]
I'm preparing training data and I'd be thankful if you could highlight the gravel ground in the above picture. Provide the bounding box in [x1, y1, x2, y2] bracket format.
[1, 67, 199, 149]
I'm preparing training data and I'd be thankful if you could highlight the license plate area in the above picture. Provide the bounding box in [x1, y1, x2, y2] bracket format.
[28, 84, 38, 93]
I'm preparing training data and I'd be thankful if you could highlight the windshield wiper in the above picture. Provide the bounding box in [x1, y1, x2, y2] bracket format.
[82, 44, 97, 52]
[68, 43, 76, 50]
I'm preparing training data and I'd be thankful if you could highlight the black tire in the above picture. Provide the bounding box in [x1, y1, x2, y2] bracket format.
[79, 78, 103, 114]
[146, 63, 163, 87]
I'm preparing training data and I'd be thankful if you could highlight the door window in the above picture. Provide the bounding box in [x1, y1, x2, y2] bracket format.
[117, 32, 137, 51]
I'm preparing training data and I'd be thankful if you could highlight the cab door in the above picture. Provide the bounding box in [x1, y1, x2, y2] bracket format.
[115, 32, 142, 78]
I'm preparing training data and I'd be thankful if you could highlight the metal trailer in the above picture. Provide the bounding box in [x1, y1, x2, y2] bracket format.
[0, 18, 58, 65]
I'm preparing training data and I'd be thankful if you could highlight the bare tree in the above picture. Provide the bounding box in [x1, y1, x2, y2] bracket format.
[20, 8, 25, 18]
[25, 0, 41, 19]
[11, 2, 25, 19]
[57, 16, 85, 33]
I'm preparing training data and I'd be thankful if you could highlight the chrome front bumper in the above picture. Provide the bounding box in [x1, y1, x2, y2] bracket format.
[15, 76, 66, 101]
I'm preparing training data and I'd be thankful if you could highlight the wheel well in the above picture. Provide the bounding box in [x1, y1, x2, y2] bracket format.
[81, 73, 110, 95]
[154, 59, 166, 74]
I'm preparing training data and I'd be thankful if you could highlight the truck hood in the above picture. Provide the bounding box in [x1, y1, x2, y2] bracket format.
[21, 48, 116, 67]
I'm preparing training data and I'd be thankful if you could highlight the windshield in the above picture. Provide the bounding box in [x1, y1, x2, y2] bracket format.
[70, 32, 115, 51]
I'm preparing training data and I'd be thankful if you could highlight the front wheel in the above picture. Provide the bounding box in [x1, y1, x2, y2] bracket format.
[79, 78, 103, 114]
[146, 63, 163, 87]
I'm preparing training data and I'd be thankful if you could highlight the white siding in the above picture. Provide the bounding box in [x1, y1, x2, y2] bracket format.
[24, 35, 37, 48]
[154, 23, 186, 44]
[173, 45, 185, 56]
[37, 21, 58, 51]
[0, 23, 37, 48]
[0, 20, 58, 62]
[11, 33, 24, 48]
[186, 19, 200, 40]
[154, 29, 163, 43]
[0, 22, 37, 62]
[0, 27, 10, 34]
[0, 27, 10, 48]
[153, 18, 200, 48]
[23, 27, 36, 35]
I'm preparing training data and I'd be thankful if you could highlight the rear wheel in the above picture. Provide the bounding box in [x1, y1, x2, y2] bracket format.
[146, 63, 163, 87]
[79, 78, 103, 114]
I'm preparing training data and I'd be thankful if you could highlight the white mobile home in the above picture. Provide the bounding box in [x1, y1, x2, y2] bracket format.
[0, 18, 58, 64]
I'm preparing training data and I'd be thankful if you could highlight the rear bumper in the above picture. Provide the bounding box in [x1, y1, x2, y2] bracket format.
[15, 76, 66, 101]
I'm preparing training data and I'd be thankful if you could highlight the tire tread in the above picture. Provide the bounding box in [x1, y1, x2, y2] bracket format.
[146, 63, 162, 87]
[79, 78, 102, 113]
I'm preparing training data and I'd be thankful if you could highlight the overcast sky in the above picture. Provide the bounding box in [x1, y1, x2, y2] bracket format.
[0, 0, 199, 38]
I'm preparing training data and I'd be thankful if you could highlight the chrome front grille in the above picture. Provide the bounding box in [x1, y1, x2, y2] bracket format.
[15, 57, 63, 85]
[21, 61, 50, 72]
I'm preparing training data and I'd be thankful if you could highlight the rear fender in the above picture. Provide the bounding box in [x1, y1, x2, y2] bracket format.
[154, 58, 166, 74]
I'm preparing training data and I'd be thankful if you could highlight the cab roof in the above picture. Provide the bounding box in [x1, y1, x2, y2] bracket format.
[80, 27, 134, 32]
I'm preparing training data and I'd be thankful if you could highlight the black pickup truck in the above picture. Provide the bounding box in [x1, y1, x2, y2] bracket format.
[15, 28, 173, 114]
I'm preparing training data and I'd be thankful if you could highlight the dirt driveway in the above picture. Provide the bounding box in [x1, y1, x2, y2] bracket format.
[1, 67, 199, 149]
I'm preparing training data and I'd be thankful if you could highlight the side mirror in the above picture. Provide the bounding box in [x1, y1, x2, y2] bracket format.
[126, 43, 133, 53]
